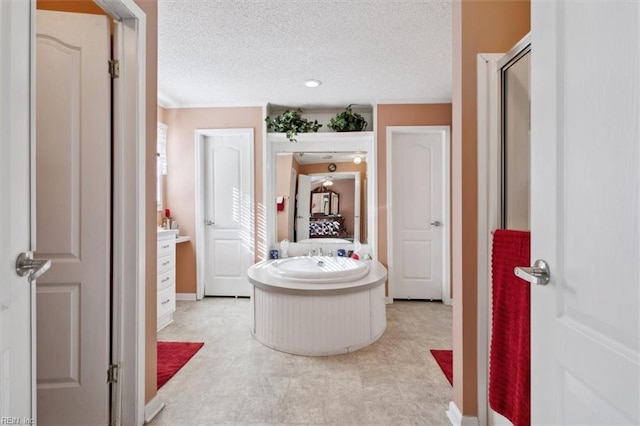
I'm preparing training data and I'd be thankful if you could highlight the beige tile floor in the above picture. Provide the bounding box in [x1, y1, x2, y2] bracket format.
[151, 297, 453, 426]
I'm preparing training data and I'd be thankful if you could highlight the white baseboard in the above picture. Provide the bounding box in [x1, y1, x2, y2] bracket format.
[144, 395, 165, 424]
[176, 293, 197, 301]
[447, 401, 479, 426]
[385, 296, 393, 304]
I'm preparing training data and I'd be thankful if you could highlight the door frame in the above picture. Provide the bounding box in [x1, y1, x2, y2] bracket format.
[288, 168, 297, 241]
[37, 0, 147, 424]
[476, 33, 530, 426]
[195, 128, 255, 300]
[386, 126, 451, 304]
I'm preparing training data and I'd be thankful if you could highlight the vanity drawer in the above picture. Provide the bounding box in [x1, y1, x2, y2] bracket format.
[157, 270, 174, 291]
[157, 254, 174, 275]
[157, 286, 175, 317]
[157, 239, 175, 258]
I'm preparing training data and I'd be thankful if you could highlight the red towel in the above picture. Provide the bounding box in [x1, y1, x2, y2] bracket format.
[489, 230, 530, 426]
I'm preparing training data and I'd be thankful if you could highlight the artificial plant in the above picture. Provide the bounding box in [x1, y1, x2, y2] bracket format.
[327, 104, 368, 132]
[265, 108, 322, 142]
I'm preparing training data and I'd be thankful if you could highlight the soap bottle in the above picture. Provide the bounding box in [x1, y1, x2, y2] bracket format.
[280, 239, 289, 258]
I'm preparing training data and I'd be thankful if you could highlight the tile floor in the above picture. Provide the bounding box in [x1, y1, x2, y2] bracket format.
[151, 297, 453, 426]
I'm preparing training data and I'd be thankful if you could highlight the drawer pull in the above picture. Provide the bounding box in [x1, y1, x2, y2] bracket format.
[162, 260, 170, 267]
[161, 299, 171, 305]
[161, 277, 170, 283]
[161, 244, 170, 250]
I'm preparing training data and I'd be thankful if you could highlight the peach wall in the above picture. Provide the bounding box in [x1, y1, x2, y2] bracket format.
[37, 0, 105, 14]
[376, 103, 453, 293]
[162, 107, 264, 294]
[452, 0, 530, 417]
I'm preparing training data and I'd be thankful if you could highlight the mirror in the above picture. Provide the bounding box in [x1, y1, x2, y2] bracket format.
[275, 153, 364, 243]
[267, 132, 376, 253]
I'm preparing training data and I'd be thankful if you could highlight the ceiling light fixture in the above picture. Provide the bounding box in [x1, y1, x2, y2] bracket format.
[304, 79, 322, 88]
[353, 156, 362, 164]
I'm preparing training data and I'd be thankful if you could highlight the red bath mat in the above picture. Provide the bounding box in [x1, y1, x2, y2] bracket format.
[431, 349, 453, 386]
[157, 341, 204, 389]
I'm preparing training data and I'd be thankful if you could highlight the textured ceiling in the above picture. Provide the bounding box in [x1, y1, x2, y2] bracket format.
[158, 0, 452, 108]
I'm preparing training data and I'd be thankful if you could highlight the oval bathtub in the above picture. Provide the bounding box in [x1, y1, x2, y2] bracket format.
[247, 258, 387, 356]
[268, 256, 369, 283]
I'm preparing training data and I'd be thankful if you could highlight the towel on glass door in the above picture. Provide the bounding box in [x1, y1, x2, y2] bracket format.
[489, 229, 530, 426]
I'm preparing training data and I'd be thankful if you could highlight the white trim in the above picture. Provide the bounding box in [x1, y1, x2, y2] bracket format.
[447, 401, 480, 426]
[476, 52, 503, 426]
[98, 0, 146, 425]
[176, 293, 197, 301]
[195, 128, 255, 299]
[373, 98, 453, 105]
[386, 126, 451, 304]
[159, 99, 453, 110]
[384, 297, 393, 304]
[143, 395, 165, 424]
[265, 132, 377, 259]
[160, 100, 273, 109]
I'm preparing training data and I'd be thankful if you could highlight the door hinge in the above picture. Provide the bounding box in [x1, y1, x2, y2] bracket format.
[107, 363, 120, 384]
[108, 59, 120, 79]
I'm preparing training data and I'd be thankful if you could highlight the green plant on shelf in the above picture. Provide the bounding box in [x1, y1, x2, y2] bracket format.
[327, 104, 368, 132]
[265, 108, 322, 142]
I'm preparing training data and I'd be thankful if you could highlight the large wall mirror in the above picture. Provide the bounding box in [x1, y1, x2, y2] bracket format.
[266, 132, 376, 254]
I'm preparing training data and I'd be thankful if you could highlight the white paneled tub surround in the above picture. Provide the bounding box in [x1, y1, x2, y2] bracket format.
[247, 258, 388, 356]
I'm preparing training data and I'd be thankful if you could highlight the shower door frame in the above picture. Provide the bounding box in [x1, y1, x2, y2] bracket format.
[475, 32, 531, 426]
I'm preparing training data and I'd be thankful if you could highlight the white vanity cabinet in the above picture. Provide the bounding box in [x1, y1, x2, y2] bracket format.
[157, 229, 177, 331]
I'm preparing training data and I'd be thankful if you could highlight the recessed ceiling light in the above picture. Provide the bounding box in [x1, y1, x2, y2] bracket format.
[353, 156, 362, 164]
[304, 79, 322, 88]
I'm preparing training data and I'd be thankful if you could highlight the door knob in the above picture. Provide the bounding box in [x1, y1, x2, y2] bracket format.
[205, 220, 215, 226]
[430, 221, 442, 227]
[15, 252, 51, 283]
[514, 259, 550, 285]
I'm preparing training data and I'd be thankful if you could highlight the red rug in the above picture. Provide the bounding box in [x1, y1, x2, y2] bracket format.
[157, 341, 204, 389]
[431, 349, 453, 386]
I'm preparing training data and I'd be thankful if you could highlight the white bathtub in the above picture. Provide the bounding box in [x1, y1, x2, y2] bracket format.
[247, 258, 387, 356]
[268, 256, 369, 283]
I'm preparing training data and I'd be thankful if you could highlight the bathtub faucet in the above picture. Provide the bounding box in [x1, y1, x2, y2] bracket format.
[317, 247, 323, 256]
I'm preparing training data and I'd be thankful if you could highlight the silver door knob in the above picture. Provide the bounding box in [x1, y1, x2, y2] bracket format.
[514, 259, 550, 285]
[16, 252, 51, 283]
[205, 220, 215, 226]
[430, 221, 442, 227]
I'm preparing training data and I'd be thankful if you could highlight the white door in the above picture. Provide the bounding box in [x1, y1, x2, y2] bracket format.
[0, 0, 36, 419]
[389, 127, 447, 300]
[35, 10, 111, 425]
[204, 130, 254, 297]
[295, 174, 311, 241]
[530, 2, 639, 424]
